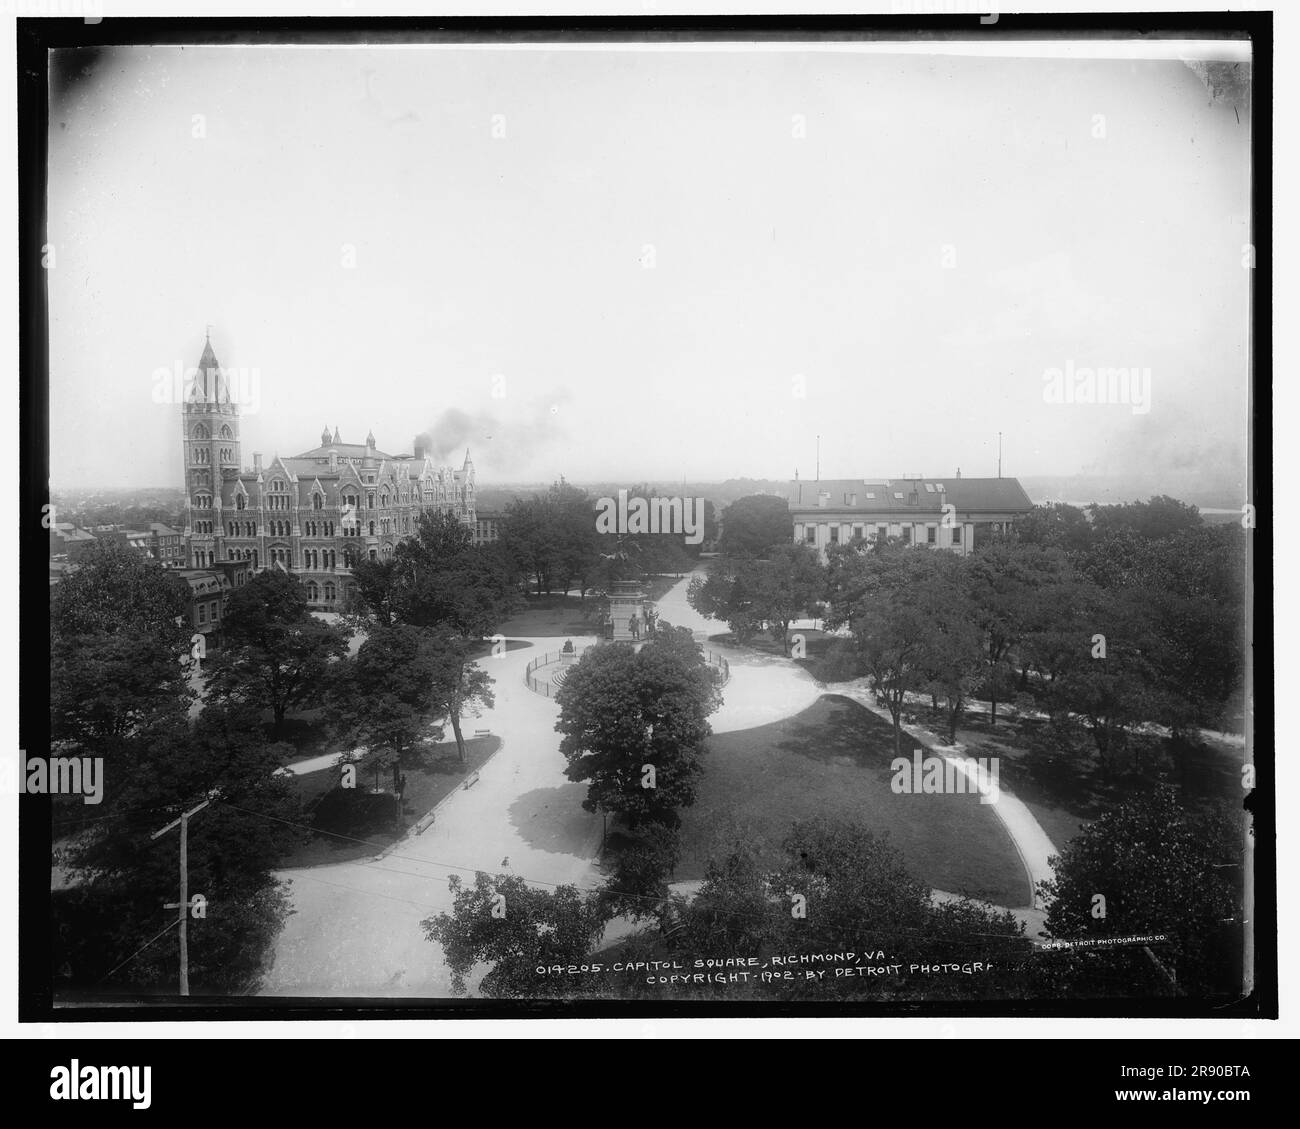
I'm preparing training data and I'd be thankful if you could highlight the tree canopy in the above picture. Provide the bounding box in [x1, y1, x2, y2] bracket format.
[554, 625, 722, 828]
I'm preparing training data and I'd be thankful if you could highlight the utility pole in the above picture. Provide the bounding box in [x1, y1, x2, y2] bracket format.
[151, 798, 211, 996]
[997, 432, 1002, 479]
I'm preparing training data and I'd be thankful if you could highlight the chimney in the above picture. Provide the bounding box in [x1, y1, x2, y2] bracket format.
[956, 467, 961, 479]
[253, 452, 263, 473]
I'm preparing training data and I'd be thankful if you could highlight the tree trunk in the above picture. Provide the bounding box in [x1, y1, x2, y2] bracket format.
[449, 673, 467, 763]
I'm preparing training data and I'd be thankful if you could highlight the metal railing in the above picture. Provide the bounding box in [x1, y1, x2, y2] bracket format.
[524, 646, 591, 698]
[703, 649, 731, 687]
[525, 642, 730, 696]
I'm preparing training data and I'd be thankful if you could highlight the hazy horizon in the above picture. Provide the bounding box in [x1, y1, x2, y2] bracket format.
[48, 41, 1252, 497]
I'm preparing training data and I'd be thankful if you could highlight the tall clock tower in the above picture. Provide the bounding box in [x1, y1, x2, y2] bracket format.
[181, 332, 241, 568]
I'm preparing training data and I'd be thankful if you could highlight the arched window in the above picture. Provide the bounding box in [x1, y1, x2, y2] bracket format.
[236, 494, 246, 510]
[324, 582, 336, 602]
[369, 521, 376, 536]
[193, 424, 209, 440]
[306, 582, 319, 602]
[313, 493, 323, 510]
[220, 425, 233, 439]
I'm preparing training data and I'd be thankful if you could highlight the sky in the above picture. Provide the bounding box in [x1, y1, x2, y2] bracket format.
[46, 40, 1252, 495]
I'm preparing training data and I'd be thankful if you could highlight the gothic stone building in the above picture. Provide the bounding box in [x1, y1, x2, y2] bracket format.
[182, 337, 476, 611]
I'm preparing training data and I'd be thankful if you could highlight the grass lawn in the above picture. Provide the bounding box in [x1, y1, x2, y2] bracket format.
[280, 735, 502, 867]
[676, 694, 1031, 906]
[496, 594, 604, 637]
[705, 627, 863, 685]
[496, 575, 687, 637]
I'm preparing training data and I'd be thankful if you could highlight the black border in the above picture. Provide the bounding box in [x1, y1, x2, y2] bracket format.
[18, 10, 1275, 1024]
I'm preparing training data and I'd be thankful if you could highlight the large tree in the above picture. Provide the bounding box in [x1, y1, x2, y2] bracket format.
[827, 546, 945, 755]
[348, 510, 513, 760]
[423, 871, 605, 997]
[329, 623, 456, 764]
[50, 541, 194, 750]
[51, 555, 299, 995]
[555, 624, 722, 828]
[1037, 788, 1241, 998]
[686, 560, 762, 644]
[499, 479, 602, 597]
[717, 493, 793, 558]
[964, 542, 1068, 726]
[204, 570, 350, 736]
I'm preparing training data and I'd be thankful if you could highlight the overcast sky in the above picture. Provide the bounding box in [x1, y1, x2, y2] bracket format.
[47, 41, 1251, 493]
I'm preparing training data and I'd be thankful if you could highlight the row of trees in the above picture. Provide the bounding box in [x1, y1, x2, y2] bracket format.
[49, 509, 523, 993]
[497, 479, 716, 597]
[686, 492, 1245, 764]
[824, 513, 1245, 763]
[50, 543, 300, 993]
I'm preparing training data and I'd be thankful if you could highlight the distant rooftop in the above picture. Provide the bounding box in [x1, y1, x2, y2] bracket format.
[788, 477, 1033, 515]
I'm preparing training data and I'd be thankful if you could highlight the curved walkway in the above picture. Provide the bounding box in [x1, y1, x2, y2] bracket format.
[262, 571, 1060, 994]
[261, 633, 606, 997]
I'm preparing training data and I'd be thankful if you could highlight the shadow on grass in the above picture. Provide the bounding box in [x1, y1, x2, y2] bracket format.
[280, 736, 502, 868]
[675, 694, 1030, 906]
[507, 783, 601, 857]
